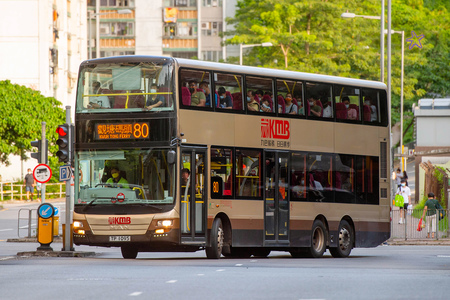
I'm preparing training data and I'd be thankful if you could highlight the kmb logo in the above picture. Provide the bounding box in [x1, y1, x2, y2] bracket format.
[108, 217, 131, 225]
[261, 118, 290, 140]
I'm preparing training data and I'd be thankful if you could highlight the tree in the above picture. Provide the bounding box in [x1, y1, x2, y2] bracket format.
[0, 80, 65, 180]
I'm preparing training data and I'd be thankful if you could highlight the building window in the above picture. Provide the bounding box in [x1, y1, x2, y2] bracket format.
[100, 22, 134, 37]
[201, 51, 222, 62]
[202, 0, 222, 7]
[201, 22, 222, 36]
[100, 0, 134, 7]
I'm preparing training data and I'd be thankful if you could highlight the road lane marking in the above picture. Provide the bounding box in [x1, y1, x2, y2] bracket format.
[235, 264, 243, 266]
[437, 255, 450, 258]
[166, 280, 177, 284]
[129, 292, 142, 296]
[0, 229, 13, 232]
[0, 257, 15, 261]
[216, 269, 225, 272]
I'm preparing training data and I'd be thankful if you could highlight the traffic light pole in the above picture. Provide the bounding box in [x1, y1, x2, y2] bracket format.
[64, 106, 73, 251]
[41, 122, 46, 203]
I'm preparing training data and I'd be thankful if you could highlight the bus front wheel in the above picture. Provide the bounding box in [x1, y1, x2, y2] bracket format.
[307, 219, 327, 258]
[121, 246, 138, 259]
[329, 220, 353, 258]
[206, 218, 224, 259]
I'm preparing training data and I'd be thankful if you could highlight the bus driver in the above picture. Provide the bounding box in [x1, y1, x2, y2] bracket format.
[106, 167, 129, 189]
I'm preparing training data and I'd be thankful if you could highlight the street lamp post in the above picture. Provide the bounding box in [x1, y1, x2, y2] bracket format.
[239, 42, 273, 65]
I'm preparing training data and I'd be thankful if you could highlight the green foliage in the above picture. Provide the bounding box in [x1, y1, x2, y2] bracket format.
[225, 0, 450, 140]
[0, 80, 66, 182]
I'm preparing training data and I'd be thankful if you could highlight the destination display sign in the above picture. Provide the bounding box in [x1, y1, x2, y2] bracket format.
[95, 122, 150, 140]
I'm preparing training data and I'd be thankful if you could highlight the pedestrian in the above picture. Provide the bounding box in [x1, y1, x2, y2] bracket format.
[394, 168, 403, 188]
[421, 192, 440, 238]
[397, 178, 411, 224]
[402, 170, 408, 186]
[23, 168, 35, 202]
[36, 181, 42, 202]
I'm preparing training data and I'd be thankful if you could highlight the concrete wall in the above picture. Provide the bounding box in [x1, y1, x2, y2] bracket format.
[135, 0, 163, 56]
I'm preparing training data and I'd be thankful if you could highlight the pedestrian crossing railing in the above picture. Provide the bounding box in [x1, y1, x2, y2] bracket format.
[391, 207, 449, 240]
[0, 181, 65, 201]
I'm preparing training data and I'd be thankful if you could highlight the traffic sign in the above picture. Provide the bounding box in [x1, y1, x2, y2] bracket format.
[38, 203, 55, 219]
[33, 164, 52, 183]
[54, 207, 59, 216]
[59, 165, 71, 181]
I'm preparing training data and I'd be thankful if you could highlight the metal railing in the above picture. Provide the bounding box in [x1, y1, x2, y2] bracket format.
[18, 208, 37, 238]
[391, 207, 449, 240]
[0, 181, 65, 201]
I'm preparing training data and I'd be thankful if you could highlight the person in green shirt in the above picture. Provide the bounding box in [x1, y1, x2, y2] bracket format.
[106, 167, 129, 189]
[189, 80, 206, 106]
[421, 192, 439, 238]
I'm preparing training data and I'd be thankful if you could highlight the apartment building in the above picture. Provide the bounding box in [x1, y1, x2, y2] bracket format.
[89, 0, 237, 61]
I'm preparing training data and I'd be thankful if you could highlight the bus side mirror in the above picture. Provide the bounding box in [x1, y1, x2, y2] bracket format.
[168, 150, 176, 164]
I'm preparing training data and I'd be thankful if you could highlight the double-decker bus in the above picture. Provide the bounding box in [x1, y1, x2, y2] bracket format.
[73, 55, 390, 259]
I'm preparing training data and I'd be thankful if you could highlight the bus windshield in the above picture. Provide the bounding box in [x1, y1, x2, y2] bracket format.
[76, 149, 175, 209]
[76, 59, 174, 113]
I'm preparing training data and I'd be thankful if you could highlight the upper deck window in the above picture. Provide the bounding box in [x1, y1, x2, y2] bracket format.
[76, 60, 175, 113]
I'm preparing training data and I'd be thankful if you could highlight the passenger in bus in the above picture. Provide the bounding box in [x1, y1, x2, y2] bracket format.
[321, 96, 332, 118]
[189, 80, 206, 106]
[284, 93, 298, 115]
[200, 81, 216, 107]
[106, 167, 129, 189]
[88, 81, 111, 109]
[255, 89, 264, 101]
[260, 97, 272, 112]
[308, 96, 322, 117]
[342, 96, 357, 120]
[364, 96, 377, 121]
[146, 84, 165, 110]
[181, 168, 190, 187]
[247, 90, 259, 112]
[217, 87, 233, 109]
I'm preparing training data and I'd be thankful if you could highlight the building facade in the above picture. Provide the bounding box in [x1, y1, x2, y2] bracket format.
[89, 0, 237, 61]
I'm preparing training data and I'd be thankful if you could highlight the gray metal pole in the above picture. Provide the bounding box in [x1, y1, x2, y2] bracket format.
[64, 106, 72, 251]
[41, 122, 46, 203]
[387, 0, 393, 203]
[239, 44, 243, 65]
[400, 31, 404, 172]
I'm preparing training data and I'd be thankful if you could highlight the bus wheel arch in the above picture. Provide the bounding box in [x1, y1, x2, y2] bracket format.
[329, 217, 354, 258]
[121, 246, 138, 259]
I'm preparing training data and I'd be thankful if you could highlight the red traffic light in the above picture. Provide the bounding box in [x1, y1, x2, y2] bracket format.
[56, 126, 68, 136]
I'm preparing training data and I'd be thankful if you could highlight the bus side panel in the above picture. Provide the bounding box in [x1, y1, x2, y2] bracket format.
[355, 221, 390, 247]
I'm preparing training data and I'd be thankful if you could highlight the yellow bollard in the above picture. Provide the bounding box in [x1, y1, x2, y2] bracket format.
[53, 216, 59, 236]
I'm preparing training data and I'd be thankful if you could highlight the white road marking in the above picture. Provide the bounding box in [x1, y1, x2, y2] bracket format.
[0, 229, 13, 232]
[129, 292, 142, 296]
[216, 269, 225, 272]
[0, 257, 15, 261]
[235, 264, 243, 266]
[166, 280, 177, 283]
[250, 260, 257, 262]
[437, 255, 450, 258]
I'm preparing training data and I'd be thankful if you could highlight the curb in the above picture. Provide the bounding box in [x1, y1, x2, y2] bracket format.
[387, 239, 450, 246]
[16, 251, 96, 257]
[7, 237, 62, 243]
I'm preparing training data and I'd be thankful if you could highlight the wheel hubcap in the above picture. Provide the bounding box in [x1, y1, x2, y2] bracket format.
[339, 227, 350, 250]
[312, 227, 324, 252]
[217, 226, 224, 253]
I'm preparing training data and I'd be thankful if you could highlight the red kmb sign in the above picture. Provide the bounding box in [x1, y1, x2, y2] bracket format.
[261, 118, 290, 140]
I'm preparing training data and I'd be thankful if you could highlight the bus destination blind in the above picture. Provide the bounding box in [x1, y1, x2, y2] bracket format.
[95, 122, 150, 140]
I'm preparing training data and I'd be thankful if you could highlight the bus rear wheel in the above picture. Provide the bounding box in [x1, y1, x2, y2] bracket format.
[121, 246, 138, 259]
[329, 220, 353, 258]
[306, 219, 327, 258]
[206, 218, 224, 259]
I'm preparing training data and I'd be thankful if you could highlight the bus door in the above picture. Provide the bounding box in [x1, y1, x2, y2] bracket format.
[264, 151, 290, 245]
[180, 147, 207, 244]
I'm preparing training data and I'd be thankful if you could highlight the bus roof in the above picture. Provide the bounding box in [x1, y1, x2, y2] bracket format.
[80, 55, 387, 91]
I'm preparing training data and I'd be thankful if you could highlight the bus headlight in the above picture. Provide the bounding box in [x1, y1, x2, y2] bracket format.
[157, 220, 173, 227]
[73, 221, 86, 235]
[73, 221, 84, 228]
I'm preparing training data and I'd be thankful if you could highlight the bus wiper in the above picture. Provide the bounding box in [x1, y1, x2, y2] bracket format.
[82, 198, 99, 212]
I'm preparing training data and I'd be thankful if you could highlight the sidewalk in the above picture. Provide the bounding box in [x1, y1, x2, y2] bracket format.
[387, 238, 450, 246]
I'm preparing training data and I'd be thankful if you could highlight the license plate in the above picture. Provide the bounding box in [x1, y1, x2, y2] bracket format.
[109, 236, 131, 242]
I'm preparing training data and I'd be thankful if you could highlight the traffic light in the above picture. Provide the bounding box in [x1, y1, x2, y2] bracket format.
[56, 124, 70, 163]
[30, 139, 48, 164]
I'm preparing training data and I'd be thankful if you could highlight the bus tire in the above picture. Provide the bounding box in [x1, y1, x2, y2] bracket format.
[121, 246, 138, 259]
[206, 218, 224, 259]
[307, 219, 327, 258]
[329, 220, 353, 258]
